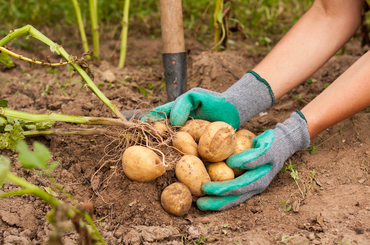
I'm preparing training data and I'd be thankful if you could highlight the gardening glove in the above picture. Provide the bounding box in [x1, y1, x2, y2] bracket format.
[142, 70, 275, 129]
[197, 111, 310, 211]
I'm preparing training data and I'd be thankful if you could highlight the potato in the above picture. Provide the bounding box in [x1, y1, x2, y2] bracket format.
[180, 119, 210, 142]
[233, 129, 256, 154]
[232, 129, 256, 177]
[207, 162, 234, 181]
[198, 121, 236, 162]
[173, 132, 199, 157]
[153, 122, 169, 133]
[122, 146, 166, 182]
[161, 182, 192, 216]
[233, 168, 246, 177]
[175, 155, 211, 196]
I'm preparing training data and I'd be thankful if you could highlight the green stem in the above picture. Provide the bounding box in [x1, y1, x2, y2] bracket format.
[71, 0, 89, 53]
[89, 0, 100, 57]
[212, 0, 225, 51]
[2, 108, 135, 128]
[118, 0, 130, 68]
[213, 0, 223, 51]
[0, 189, 35, 198]
[82, 211, 107, 245]
[0, 25, 124, 120]
[5, 173, 62, 207]
[2, 173, 106, 245]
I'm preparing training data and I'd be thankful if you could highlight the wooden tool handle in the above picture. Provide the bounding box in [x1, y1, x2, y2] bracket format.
[159, 0, 185, 53]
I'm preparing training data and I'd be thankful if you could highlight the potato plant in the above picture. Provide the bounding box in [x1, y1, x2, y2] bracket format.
[0, 140, 106, 245]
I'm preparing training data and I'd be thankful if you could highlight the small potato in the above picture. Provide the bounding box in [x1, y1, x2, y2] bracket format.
[161, 182, 192, 216]
[180, 120, 210, 142]
[122, 146, 165, 182]
[233, 129, 256, 154]
[232, 129, 256, 177]
[153, 122, 169, 133]
[173, 132, 199, 157]
[207, 162, 235, 181]
[175, 155, 211, 196]
[198, 122, 236, 162]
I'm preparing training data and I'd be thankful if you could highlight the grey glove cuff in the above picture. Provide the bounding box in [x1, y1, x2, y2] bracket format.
[273, 111, 311, 162]
[222, 71, 275, 125]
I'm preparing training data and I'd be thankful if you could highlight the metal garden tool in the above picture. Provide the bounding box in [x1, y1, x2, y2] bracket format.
[121, 0, 187, 120]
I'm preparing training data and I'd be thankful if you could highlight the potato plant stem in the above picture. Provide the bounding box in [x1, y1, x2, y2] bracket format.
[71, 0, 89, 53]
[1, 108, 135, 128]
[1, 173, 107, 245]
[4, 173, 62, 207]
[213, 0, 223, 51]
[89, 0, 100, 57]
[118, 0, 130, 68]
[0, 47, 73, 66]
[22, 128, 128, 137]
[0, 25, 125, 120]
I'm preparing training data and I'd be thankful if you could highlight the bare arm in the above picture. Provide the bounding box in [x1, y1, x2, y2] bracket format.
[253, 0, 367, 137]
[301, 50, 370, 137]
[254, 0, 363, 99]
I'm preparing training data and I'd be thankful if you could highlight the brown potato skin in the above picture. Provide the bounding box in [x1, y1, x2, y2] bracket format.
[161, 183, 192, 216]
[122, 146, 166, 182]
[180, 120, 210, 142]
[198, 122, 236, 162]
[173, 132, 199, 157]
[207, 162, 235, 181]
[233, 129, 256, 154]
[153, 122, 169, 133]
[232, 129, 256, 177]
[175, 155, 211, 197]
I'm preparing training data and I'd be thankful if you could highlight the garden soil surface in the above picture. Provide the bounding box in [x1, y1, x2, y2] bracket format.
[1, 33, 370, 245]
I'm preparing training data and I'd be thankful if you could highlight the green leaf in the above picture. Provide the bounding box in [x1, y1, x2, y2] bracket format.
[286, 205, 292, 212]
[17, 140, 50, 169]
[0, 156, 10, 188]
[0, 124, 24, 152]
[33, 142, 50, 168]
[148, 83, 153, 89]
[279, 200, 286, 208]
[290, 169, 300, 180]
[4, 124, 13, 131]
[35, 121, 54, 130]
[306, 78, 317, 84]
[24, 125, 36, 130]
[0, 99, 8, 108]
[0, 51, 15, 68]
[0, 116, 7, 127]
[139, 86, 148, 98]
[45, 161, 60, 175]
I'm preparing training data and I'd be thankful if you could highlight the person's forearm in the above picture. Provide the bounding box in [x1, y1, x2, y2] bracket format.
[301, 49, 370, 138]
[253, 0, 363, 99]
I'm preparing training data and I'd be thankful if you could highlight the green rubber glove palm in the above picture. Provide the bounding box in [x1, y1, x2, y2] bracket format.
[196, 111, 310, 211]
[142, 71, 275, 129]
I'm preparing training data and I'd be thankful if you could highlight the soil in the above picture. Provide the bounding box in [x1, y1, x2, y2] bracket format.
[1, 31, 370, 245]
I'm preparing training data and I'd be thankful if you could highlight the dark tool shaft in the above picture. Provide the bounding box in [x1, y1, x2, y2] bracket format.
[163, 52, 187, 102]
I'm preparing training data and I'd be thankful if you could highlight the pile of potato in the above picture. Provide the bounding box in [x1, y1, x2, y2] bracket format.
[121, 119, 256, 216]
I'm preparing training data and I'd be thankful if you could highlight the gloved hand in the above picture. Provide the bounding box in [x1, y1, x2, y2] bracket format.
[196, 111, 310, 211]
[142, 71, 275, 129]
